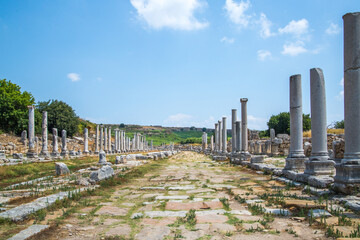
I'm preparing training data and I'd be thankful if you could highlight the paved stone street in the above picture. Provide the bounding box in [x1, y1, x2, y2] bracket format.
[31, 151, 343, 240]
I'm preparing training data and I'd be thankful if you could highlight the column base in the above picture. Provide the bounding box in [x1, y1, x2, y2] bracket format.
[304, 160, 335, 175]
[284, 157, 307, 171]
[51, 152, 60, 157]
[26, 152, 38, 159]
[240, 152, 251, 161]
[334, 161, 360, 194]
[61, 151, 69, 157]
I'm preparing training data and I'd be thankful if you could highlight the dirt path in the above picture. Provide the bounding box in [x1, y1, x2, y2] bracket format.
[35, 151, 335, 240]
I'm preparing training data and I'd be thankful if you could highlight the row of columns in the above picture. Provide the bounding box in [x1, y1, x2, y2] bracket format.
[25, 108, 152, 158]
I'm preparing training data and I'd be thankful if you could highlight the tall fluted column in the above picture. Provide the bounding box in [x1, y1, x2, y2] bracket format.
[214, 123, 219, 152]
[222, 117, 227, 153]
[60, 130, 68, 157]
[84, 128, 89, 154]
[108, 128, 111, 153]
[235, 121, 241, 152]
[240, 98, 248, 153]
[40, 111, 49, 157]
[231, 109, 237, 153]
[100, 126, 104, 152]
[51, 128, 60, 157]
[218, 121, 222, 152]
[104, 127, 108, 153]
[284, 75, 307, 171]
[305, 68, 334, 175]
[95, 125, 99, 154]
[26, 105, 37, 158]
[335, 12, 360, 194]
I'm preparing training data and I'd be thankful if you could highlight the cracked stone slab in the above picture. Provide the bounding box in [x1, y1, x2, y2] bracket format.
[155, 195, 189, 200]
[8, 224, 50, 240]
[168, 185, 195, 190]
[140, 187, 165, 190]
[0, 187, 94, 221]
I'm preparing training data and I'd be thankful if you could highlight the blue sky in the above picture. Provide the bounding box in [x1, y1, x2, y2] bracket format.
[0, 0, 357, 130]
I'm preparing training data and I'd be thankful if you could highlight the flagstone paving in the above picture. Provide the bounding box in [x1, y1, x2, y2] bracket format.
[28, 151, 360, 239]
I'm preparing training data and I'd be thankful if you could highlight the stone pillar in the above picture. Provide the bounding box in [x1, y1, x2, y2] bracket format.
[100, 126, 104, 151]
[222, 117, 227, 153]
[304, 68, 335, 175]
[235, 121, 241, 152]
[104, 127, 108, 153]
[51, 128, 59, 157]
[108, 128, 111, 153]
[335, 12, 360, 194]
[84, 128, 89, 154]
[214, 123, 219, 152]
[60, 130, 68, 157]
[210, 135, 214, 152]
[240, 98, 248, 153]
[40, 111, 50, 157]
[26, 105, 37, 158]
[114, 129, 118, 153]
[284, 75, 307, 171]
[95, 125, 99, 154]
[218, 121, 222, 152]
[231, 109, 237, 153]
[202, 132, 207, 151]
[21, 130, 27, 147]
[270, 129, 275, 140]
[150, 140, 153, 150]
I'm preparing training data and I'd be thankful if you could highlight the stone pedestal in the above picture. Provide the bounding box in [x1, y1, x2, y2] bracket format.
[334, 163, 360, 194]
[304, 160, 335, 176]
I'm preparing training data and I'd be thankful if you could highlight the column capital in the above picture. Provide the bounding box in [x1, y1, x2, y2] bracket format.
[240, 98, 248, 103]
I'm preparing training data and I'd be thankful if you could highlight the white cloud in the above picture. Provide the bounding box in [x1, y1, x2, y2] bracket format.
[163, 114, 216, 128]
[326, 23, 340, 35]
[258, 13, 275, 38]
[67, 73, 80, 82]
[336, 77, 344, 101]
[130, 0, 208, 30]
[257, 50, 271, 61]
[279, 19, 309, 36]
[281, 41, 307, 56]
[248, 115, 267, 130]
[220, 36, 235, 44]
[224, 0, 251, 28]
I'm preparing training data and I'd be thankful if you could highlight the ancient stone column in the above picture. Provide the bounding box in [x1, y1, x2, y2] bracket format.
[51, 128, 59, 157]
[95, 125, 99, 154]
[114, 129, 118, 153]
[284, 75, 307, 171]
[231, 109, 237, 153]
[100, 126, 104, 151]
[60, 130, 68, 157]
[240, 98, 248, 153]
[214, 123, 219, 152]
[26, 105, 38, 158]
[40, 111, 50, 157]
[210, 135, 214, 152]
[84, 128, 89, 154]
[235, 121, 241, 152]
[218, 121, 222, 152]
[202, 132, 207, 151]
[222, 117, 227, 153]
[335, 12, 360, 193]
[108, 128, 111, 153]
[270, 129, 275, 140]
[104, 127, 108, 153]
[304, 68, 334, 175]
[21, 130, 27, 147]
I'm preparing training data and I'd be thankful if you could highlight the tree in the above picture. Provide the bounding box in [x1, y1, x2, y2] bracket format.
[37, 100, 79, 137]
[119, 123, 125, 128]
[334, 120, 344, 129]
[0, 79, 41, 135]
[267, 112, 311, 135]
[202, 127, 207, 132]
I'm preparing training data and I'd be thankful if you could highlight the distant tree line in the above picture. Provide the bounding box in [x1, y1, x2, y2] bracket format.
[0, 79, 81, 137]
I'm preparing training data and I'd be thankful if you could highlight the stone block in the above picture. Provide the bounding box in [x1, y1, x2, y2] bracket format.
[55, 162, 70, 176]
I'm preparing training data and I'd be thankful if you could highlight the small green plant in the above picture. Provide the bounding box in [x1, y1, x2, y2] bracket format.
[248, 203, 265, 215]
[338, 215, 352, 226]
[326, 226, 344, 238]
[220, 197, 230, 211]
